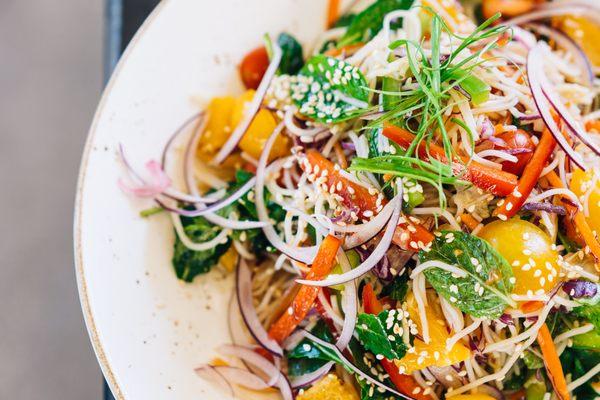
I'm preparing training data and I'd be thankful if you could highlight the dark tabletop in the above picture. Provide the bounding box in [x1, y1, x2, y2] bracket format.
[103, 2, 160, 398]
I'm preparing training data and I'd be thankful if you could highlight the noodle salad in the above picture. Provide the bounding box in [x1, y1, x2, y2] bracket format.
[119, 0, 600, 399]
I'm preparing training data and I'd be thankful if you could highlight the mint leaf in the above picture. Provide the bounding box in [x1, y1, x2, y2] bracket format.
[419, 231, 515, 319]
[287, 321, 340, 376]
[573, 303, 600, 331]
[277, 32, 304, 75]
[338, 0, 415, 47]
[356, 310, 407, 360]
[290, 55, 369, 123]
[380, 273, 409, 302]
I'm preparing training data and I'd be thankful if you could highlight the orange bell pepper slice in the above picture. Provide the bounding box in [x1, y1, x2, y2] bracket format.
[537, 323, 570, 400]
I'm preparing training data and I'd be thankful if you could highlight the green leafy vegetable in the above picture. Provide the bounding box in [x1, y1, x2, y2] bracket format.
[573, 302, 600, 332]
[338, 0, 414, 47]
[347, 339, 396, 400]
[172, 215, 231, 282]
[277, 32, 304, 75]
[523, 351, 544, 370]
[418, 231, 516, 318]
[380, 273, 409, 302]
[572, 328, 600, 350]
[560, 348, 600, 399]
[356, 310, 407, 360]
[287, 320, 340, 376]
[290, 55, 369, 123]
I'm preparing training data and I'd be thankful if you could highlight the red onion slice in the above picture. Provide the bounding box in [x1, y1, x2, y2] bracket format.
[195, 365, 269, 390]
[301, 331, 415, 400]
[505, 5, 600, 27]
[212, 45, 283, 165]
[478, 384, 505, 400]
[156, 177, 257, 217]
[217, 344, 281, 386]
[118, 159, 171, 198]
[538, 73, 600, 157]
[527, 44, 586, 170]
[255, 123, 318, 264]
[236, 259, 283, 357]
[334, 249, 357, 351]
[296, 195, 402, 287]
[526, 23, 594, 87]
[343, 194, 400, 249]
[290, 361, 334, 388]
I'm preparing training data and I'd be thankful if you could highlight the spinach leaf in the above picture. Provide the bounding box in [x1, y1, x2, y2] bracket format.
[356, 310, 407, 360]
[560, 348, 600, 399]
[290, 55, 369, 123]
[334, 13, 356, 28]
[172, 215, 231, 282]
[287, 320, 340, 376]
[380, 273, 409, 302]
[419, 231, 515, 319]
[338, 0, 414, 47]
[277, 32, 304, 75]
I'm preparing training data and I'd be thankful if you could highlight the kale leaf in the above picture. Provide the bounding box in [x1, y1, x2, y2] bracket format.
[338, 0, 415, 47]
[172, 215, 231, 282]
[290, 55, 369, 123]
[356, 310, 407, 360]
[419, 231, 515, 319]
[277, 32, 304, 75]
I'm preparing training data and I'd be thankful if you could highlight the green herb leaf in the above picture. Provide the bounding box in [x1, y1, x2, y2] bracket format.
[277, 32, 304, 75]
[380, 273, 409, 302]
[560, 348, 600, 399]
[573, 303, 600, 332]
[338, 0, 415, 47]
[172, 215, 231, 282]
[347, 339, 396, 400]
[290, 55, 369, 123]
[356, 310, 407, 360]
[523, 351, 544, 370]
[287, 320, 340, 376]
[419, 231, 515, 319]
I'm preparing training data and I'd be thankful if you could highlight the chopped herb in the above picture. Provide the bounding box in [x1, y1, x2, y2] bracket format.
[287, 320, 340, 376]
[140, 206, 164, 218]
[290, 55, 369, 123]
[355, 310, 407, 360]
[419, 231, 516, 319]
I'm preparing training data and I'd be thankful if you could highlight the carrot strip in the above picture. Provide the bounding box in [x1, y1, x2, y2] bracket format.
[362, 284, 434, 400]
[494, 128, 556, 220]
[520, 300, 543, 314]
[324, 43, 364, 57]
[327, 0, 341, 28]
[393, 221, 435, 251]
[268, 235, 341, 344]
[383, 125, 518, 196]
[459, 213, 480, 232]
[545, 171, 600, 263]
[537, 323, 570, 400]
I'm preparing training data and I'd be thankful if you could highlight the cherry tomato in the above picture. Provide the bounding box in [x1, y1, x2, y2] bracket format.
[495, 129, 535, 175]
[478, 219, 559, 298]
[239, 46, 269, 90]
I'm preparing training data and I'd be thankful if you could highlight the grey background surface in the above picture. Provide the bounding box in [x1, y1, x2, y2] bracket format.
[0, 0, 104, 398]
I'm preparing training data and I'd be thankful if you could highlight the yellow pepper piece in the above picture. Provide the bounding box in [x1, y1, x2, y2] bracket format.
[570, 168, 600, 237]
[219, 246, 238, 272]
[449, 395, 497, 400]
[394, 293, 470, 374]
[198, 96, 236, 160]
[555, 16, 600, 68]
[297, 374, 359, 400]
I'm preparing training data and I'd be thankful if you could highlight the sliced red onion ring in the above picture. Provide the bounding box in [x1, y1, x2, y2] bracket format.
[527, 23, 594, 87]
[161, 111, 204, 167]
[301, 331, 415, 400]
[212, 45, 283, 165]
[343, 195, 399, 249]
[563, 279, 598, 298]
[290, 361, 334, 388]
[522, 202, 567, 215]
[519, 113, 542, 122]
[195, 365, 269, 390]
[217, 344, 281, 387]
[236, 259, 283, 357]
[296, 196, 402, 287]
[194, 365, 235, 396]
[118, 159, 171, 198]
[255, 123, 318, 264]
[156, 177, 256, 217]
[538, 69, 600, 157]
[478, 384, 505, 400]
[505, 5, 600, 27]
[335, 249, 357, 351]
[228, 290, 254, 346]
[527, 44, 586, 170]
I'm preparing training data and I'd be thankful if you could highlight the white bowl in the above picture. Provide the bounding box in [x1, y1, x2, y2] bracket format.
[74, 0, 342, 398]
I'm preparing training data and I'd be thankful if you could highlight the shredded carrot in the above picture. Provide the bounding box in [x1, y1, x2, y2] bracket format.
[326, 0, 341, 28]
[537, 323, 571, 400]
[333, 142, 348, 169]
[585, 120, 600, 132]
[459, 213, 480, 232]
[494, 128, 556, 220]
[545, 171, 600, 264]
[268, 235, 341, 343]
[393, 221, 435, 251]
[520, 300, 543, 314]
[362, 284, 434, 400]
